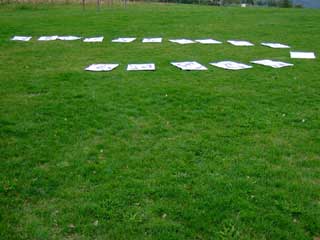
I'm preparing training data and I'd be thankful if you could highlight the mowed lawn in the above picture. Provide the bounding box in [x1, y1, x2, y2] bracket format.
[0, 3, 320, 239]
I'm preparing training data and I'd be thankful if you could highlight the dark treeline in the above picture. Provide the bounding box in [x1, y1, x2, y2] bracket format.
[0, 0, 299, 8]
[154, 0, 297, 8]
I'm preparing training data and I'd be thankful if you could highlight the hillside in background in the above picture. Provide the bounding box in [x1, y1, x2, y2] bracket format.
[293, 0, 320, 8]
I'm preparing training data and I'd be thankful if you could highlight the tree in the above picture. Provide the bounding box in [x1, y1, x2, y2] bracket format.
[281, 0, 292, 8]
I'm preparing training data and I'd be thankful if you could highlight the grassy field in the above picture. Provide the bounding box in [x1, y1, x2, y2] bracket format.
[0, 3, 320, 239]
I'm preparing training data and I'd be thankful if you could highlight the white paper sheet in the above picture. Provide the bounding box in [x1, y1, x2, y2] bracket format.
[127, 63, 155, 71]
[11, 36, 32, 41]
[85, 64, 119, 72]
[112, 38, 136, 43]
[251, 59, 293, 68]
[58, 36, 81, 41]
[227, 40, 254, 46]
[142, 38, 162, 43]
[83, 37, 104, 42]
[169, 39, 195, 45]
[261, 42, 290, 49]
[195, 39, 222, 44]
[171, 61, 207, 71]
[210, 61, 252, 70]
[290, 51, 316, 59]
[38, 36, 58, 41]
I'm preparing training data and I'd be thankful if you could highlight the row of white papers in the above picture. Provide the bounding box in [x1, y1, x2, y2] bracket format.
[10, 36, 316, 59]
[85, 59, 297, 72]
[12, 36, 82, 41]
[168, 40, 290, 48]
[85, 64, 156, 71]
[11, 36, 105, 42]
[10, 36, 286, 47]
[9, 36, 295, 49]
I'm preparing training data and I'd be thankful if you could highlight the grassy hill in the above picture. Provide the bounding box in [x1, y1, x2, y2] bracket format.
[0, 3, 319, 239]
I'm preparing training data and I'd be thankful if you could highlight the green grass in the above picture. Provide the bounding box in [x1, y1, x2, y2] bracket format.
[0, 3, 320, 239]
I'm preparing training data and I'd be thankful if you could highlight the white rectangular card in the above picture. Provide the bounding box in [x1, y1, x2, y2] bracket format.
[290, 51, 316, 59]
[251, 59, 293, 68]
[127, 63, 155, 71]
[228, 40, 254, 46]
[195, 39, 222, 44]
[11, 36, 32, 41]
[142, 38, 162, 43]
[58, 36, 81, 41]
[85, 64, 119, 72]
[210, 61, 252, 70]
[38, 36, 58, 41]
[83, 37, 104, 43]
[169, 39, 195, 44]
[112, 38, 136, 43]
[261, 42, 290, 49]
[171, 61, 207, 71]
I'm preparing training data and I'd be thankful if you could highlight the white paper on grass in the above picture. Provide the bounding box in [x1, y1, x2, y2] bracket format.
[11, 36, 32, 41]
[171, 61, 207, 71]
[195, 39, 222, 44]
[112, 38, 136, 43]
[169, 39, 195, 44]
[261, 42, 290, 49]
[127, 64, 155, 71]
[251, 60, 293, 68]
[142, 38, 162, 43]
[290, 51, 316, 59]
[210, 61, 252, 70]
[58, 36, 81, 41]
[38, 36, 58, 41]
[85, 64, 119, 72]
[227, 40, 254, 46]
[83, 37, 104, 42]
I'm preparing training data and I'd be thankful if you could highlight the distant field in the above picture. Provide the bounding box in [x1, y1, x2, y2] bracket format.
[0, 3, 320, 239]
